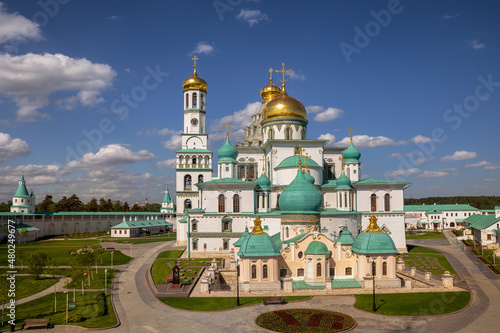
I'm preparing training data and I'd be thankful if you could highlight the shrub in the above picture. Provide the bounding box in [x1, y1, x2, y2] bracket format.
[94, 292, 107, 316]
[68, 313, 84, 323]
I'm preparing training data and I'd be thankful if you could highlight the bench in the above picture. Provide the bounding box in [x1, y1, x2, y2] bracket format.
[22, 318, 50, 330]
[263, 297, 286, 305]
[106, 247, 115, 250]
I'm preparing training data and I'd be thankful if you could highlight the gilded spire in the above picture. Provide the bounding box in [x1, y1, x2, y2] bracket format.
[275, 62, 291, 93]
[364, 213, 382, 233]
[268, 67, 274, 82]
[252, 209, 264, 234]
[297, 144, 303, 171]
[305, 153, 310, 173]
[192, 55, 198, 74]
[339, 155, 346, 173]
[348, 126, 355, 144]
[223, 121, 232, 139]
[260, 156, 266, 175]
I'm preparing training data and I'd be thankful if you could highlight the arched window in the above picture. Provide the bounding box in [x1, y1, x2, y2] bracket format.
[301, 128, 305, 139]
[218, 194, 225, 213]
[316, 263, 322, 277]
[327, 165, 334, 179]
[297, 268, 304, 277]
[184, 199, 192, 210]
[223, 240, 229, 250]
[339, 192, 342, 208]
[192, 157, 197, 165]
[249, 166, 255, 179]
[263, 265, 268, 279]
[192, 92, 197, 108]
[345, 267, 352, 276]
[345, 193, 348, 208]
[192, 221, 197, 232]
[185, 93, 189, 108]
[371, 194, 377, 212]
[284, 127, 291, 140]
[184, 175, 192, 190]
[223, 221, 229, 231]
[382, 262, 387, 276]
[239, 166, 246, 179]
[384, 193, 390, 212]
[347, 167, 350, 178]
[268, 128, 274, 139]
[285, 227, 289, 238]
[233, 194, 240, 213]
[198, 175, 204, 183]
[200, 93, 205, 109]
[251, 265, 257, 279]
[192, 241, 198, 250]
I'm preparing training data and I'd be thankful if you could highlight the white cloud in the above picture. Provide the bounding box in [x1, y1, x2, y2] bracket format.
[386, 153, 402, 159]
[209, 101, 261, 144]
[418, 168, 457, 178]
[317, 133, 336, 145]
[107, 15, 122, 20]
[287, 70, 305, 81]
[465, 160, 490, 168]
[483, 179, 496, 182]
[154, 159, 177, 169]
[0, 132, 30, 162]
[413, 156, 435, 165]
[306, 105, 324, 114]
[0, 3, 42, 45]
[442, 13, 458, 19]
[189, 42, 215, 56]
[0, 53, 116, 122]
[161, 135, 182, 151]
[335, 135, 407, 149]
[387, 168, 421, 178]
[441, 150, 477, 162]
[309, 106, 344, 122]
[66, 144, 156, 169]
[236, 9, 269, 27]
[485, 164, 500, 171]
[410, 135, 433, 144]
[468, 40, 485, 50]
[137, 128, 181, 136]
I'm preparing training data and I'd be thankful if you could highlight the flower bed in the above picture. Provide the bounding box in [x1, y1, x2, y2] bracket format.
[256, 308, 355, 332]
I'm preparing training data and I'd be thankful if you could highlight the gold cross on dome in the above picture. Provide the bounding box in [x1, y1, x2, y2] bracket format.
[339, 155, 346, 173]
[268, 67, 274, 81]
[192, 55, 198, 69]
[260, 156, 266, 174]
[223, 121, 232, 139]
[348, 126, 355, 144]
[275, 62, 291, 88]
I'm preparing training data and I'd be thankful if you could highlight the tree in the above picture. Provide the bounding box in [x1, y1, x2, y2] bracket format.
[0, 201, 12, 212]
[123, 202, 129, 212]
[18, 228, 28, 244]
[37, 195, 55, 212]
[67, 194, 84, 212]
[84, 198, 99, 212]
[26, 251, 48, 280]
[57, 196, 69, 211]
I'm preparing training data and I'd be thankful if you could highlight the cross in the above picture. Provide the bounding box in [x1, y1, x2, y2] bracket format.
[305, 153, 310, 171]
[192, 55, 198, 69]
[297, 144, 303, 170]
[275, 62, 291, 88]
[223, 121, 232, 139]
[339, 155, 346, 173]
[348, 126, 355, 144]
[260, 156, 266, 174]
[268, 67, 274, 81]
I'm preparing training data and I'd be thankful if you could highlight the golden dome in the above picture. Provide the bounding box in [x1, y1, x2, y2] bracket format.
[260, 79, 281, 102]
[182, 70, 207, 92]
[263, 90, 307, 121]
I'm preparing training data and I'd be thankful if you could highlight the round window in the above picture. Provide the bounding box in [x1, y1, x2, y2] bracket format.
[298, 251, 304, 259]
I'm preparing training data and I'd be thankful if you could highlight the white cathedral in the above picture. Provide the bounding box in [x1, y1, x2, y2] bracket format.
[174, 59, 409, 259]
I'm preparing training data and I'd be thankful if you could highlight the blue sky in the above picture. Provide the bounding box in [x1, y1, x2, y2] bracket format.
[0, 0, 499, 204]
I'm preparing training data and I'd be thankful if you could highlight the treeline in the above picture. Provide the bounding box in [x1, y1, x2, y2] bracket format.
[404, 196, 500, 210]
[0, 195, 161, 212]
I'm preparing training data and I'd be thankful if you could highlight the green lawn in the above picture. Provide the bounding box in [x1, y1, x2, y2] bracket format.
[156, 250, 184, 258]
[354, 292, 470, 316]
[0, 292, 117, 331]
[406, 231, 446, 239]
[399, 246, 457, 275]
[151, 259, 175, 284]
[159, 296, 310, 311]
[0, 239, 100, 248]
[100, 233, 177, 244]
[65, 268, 117, 289]
[13, 276, 59, 300]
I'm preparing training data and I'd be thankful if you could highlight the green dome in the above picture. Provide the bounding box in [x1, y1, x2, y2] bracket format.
[217, 138, 238, 162]
[304, 170, 315, 184]
[336, 173, 351, 189]
[351, 231, 398, 255]
[342, 143, 361, 162]
[304, 241, 330, 255]
[336, 226, 355, 245]
[237, 228, 280, 257]
[275, 155, 320, 169]
[233, 226, 249, 247]
[256, 173, 271, 189]
[279, 170, 321, 212]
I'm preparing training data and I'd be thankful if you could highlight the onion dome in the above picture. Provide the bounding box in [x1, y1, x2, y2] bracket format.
[263, 89, 307, 122]
[304, 170, 315, 184]
[279, 170, 321, 212]
[342, 143, 361, 162]
[233, 226, 249, 247]
[335, 226, 355, 245]
[217, 138, 238, 162]
[260, 79, 282, 102]
[237, 216, 281, 257]
[351, 214, 398, 254]
[256, 173, 271, 189]
[304, 241, 330, 255]
[336, 173, 351, 189]
[183, 56, 207, 92]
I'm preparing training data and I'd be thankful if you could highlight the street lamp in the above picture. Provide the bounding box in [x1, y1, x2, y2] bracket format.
[64, 291, 68, 323]
[111, 252, 114, 270]
[236, 258, 240, 307]
[105, 268, 108, 295]
[369, 256, 377, 312]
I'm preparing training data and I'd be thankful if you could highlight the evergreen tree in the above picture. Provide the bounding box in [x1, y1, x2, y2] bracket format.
[57, 196, 69, 211]
[85, 198, 99, 212]
[67, 194, 84, 211]
[36, 195, 54, 212]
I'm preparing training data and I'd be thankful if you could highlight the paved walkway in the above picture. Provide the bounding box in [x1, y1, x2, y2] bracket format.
[31, 232, 500, 332]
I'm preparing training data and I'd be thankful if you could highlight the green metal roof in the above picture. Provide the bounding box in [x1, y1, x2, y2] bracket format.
[404, 204, 480, 212]
[9, 223, 39, 232]
[464, 214, 500, 230]
[336, 173, 351, 189]
[162, 185, 173, 203]
[351, 230, 398, 255]
[282, 232, 307, 245]
[331, 278, 362, 289]
[14, 176, 30, 197]
[233, 226, 249, 247]
[342, 143, 361, 162]
[336, 226, 355, 245]
[292, 280, 325, 290]
[237, 231, 281, 257]
[111, 220, 172, 229]
[304, 241, 330, 255]
[256, 173, 271, 189]
[279, 170, 321, 212]
[275, 155, 320, 169]
[320, 209, 360, 215]
[217, 138, 238, 162]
